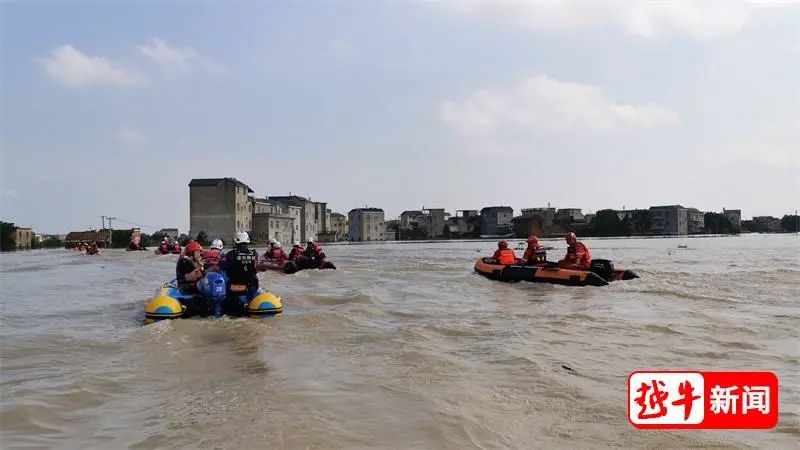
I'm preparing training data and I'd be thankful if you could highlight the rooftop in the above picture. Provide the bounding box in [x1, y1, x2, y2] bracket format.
[268, 195, 312, 205]
[65, 230, 110, 241]
[350, 208, 384, 213]
[480, 206, 513, 212]
[189, 177, 254, 193]
[650, 205, 686, 209]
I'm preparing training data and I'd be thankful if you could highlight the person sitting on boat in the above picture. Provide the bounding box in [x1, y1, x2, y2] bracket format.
[267, 241, 288, 262]
[203, 239, 224, 271]
[559, 232, 591, 270]
[303, 239, 326, 266]
[158, 239, 170, 254]
[289, 241, 305, 261]
[492, 240, 517, 265]
[523, 235, 547, 265]
[86, 242, 99, 255]
[177, 241, 205, 294]
[220, 231, 259, 295]
[264, 238, 277, 257]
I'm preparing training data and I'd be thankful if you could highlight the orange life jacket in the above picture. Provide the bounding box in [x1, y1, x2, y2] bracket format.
[494, 248, 517, 265]
[563, 242, 591, 269]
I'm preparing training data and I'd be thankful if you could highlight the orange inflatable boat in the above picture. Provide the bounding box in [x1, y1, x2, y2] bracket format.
[474, 258, 637, 287]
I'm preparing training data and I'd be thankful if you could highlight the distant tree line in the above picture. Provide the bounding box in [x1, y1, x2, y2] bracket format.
[781, 215, 800, 232]
[575, 210, 776, 237]
[1, 221, 17, 251]
[741, 215, 800, 233]
[703, 212, 739, 234]
[580, 210, 652, 237]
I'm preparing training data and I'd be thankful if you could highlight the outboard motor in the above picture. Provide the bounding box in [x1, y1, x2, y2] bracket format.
[589, 259, 615, 281]
[197, 272, 227, 317]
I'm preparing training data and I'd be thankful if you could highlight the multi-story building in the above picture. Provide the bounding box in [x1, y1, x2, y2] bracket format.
[15, 227, 32, 249]
[400, 210, 424, 230]
[649, 205, 688, 235]
[723, 208, 742, 229]
[252, 199, 296, 244]
[556, 208, 585, 223]
[514, 207, 557, 237]
[400, 208, 446, 239]
[445, 210, 479, 237]
[424, 208, 446, 239]
[479, 206, 514, 236]
[189, 178, 254, 243]
[329, 212, 348, 238]
[687, 208, 705, 234]
[268, 195, 328, 243]
[348, 208, 385, 241]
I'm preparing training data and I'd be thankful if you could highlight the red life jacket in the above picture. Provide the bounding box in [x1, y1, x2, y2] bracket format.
[271, 248, 286, 261]
[203, 249, 221, 265]
[160, 244, 168, 253]
[289, 247, 304, 260]
[173, 244, 181, 253]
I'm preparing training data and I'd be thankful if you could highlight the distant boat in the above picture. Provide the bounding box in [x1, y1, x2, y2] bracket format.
[678, 244, 688, 249]
[480, 233, 515, 239]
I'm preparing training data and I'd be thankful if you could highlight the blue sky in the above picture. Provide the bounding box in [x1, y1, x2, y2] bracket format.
[1, 1, 798, 233]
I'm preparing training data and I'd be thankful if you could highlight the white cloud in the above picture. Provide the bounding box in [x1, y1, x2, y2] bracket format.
[40, 45, 146, 87]
[442, 0, 781, 39]
[439, 75, 677, 138]
[138, 37, 199, 73]
[117, 127, 148, 145]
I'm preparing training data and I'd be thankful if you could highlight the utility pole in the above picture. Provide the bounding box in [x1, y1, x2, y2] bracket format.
[100, 216, 111, 248]
[106, 217, 116, 248]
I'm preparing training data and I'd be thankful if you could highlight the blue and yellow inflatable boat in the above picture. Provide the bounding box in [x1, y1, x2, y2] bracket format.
[144, 272, 283, 324]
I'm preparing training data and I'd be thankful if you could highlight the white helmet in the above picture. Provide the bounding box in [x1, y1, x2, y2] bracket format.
[293, 240, 300, 246]
[211, 239, 223, 250]
[306, 238, 314, 244]
[269, 238, 277, 245]
[234, 230, 250, 244]
[274, 241, 282, 248]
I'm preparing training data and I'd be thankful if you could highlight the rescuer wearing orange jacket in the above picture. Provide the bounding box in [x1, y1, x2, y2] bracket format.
[523, 235, 547, 265]
[492, 240, 517, 265]
[559, 232, 591, 270]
